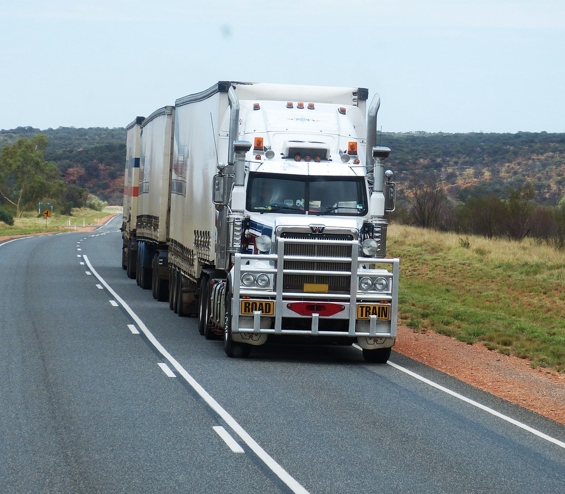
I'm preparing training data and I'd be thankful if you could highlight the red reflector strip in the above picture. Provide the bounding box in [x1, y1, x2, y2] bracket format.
[286, 302, 345, 317]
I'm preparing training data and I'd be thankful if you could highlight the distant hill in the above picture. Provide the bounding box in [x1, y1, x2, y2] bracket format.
[382, 131, 565, 205]
[0, 126, 126, 204]
[1, 127, 564, 206]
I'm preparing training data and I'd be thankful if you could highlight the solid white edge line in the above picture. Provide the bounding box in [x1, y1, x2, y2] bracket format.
[385, 360, 565, 449]
[83, 255, 309, 494]
[213, 426, 245, 453]
[158, 362, 176, 377]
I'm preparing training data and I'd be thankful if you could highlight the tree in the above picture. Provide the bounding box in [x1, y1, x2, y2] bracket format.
[0, 135, 64, 217]
[408, 172, 447, 229]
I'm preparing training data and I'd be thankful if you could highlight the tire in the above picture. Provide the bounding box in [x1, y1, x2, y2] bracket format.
[126, 241, 136, 279]
[151, 254, 158, 299]
[224, 287, 252, 358]
[362, 347, 391, 364]
[198, 275, 210, 335]
[176, 272, 188, 317]
[169, 268, 177, 312]
[156, 273, 168, 302]
[121, 245, 127, 270]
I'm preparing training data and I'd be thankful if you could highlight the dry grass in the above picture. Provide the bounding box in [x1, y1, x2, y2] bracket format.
[387, 224, 565, 372]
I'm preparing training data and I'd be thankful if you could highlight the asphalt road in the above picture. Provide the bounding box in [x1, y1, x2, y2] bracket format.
[1, 216, 564, 493]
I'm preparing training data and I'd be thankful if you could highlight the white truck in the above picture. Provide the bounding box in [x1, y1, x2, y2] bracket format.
[122, 81, 399, 362]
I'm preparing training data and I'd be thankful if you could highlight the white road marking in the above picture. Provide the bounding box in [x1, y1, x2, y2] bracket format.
[77, 255, 82, 258]
[127, 324, 140, 335]
[83, 255, 309, 494]
[158, 362, 176, 377]
[80, 262, 85, 265]
[213, 426, 245, 453]
[85, 271, 92, 276]
[96, 284, 103, 290]
[109, 300, 119, 307]
[352, 344, 565, 450]
[387, 360, 565, 449]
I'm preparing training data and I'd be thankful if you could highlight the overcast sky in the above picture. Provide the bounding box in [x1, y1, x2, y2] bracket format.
[1, 0, 564, 133]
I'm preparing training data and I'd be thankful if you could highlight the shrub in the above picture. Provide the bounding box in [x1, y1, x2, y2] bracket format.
[0, 206, 14, 225]
[85, 194, 107, 211]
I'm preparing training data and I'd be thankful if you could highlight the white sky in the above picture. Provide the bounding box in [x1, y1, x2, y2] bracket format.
[1, 0, 564, 133]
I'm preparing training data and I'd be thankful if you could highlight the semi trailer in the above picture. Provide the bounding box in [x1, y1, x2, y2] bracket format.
[122, 81, 399, 362]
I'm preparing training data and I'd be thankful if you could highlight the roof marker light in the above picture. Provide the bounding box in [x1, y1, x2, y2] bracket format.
[287, 102, 294, 108]
[297, 102, 304, 109]
[253, 137, 264, 150]
[338, 107, 347, 115]
[347, 141, 358, 155]
[308, 103, 315, 110]
[253, 103, 260, 110]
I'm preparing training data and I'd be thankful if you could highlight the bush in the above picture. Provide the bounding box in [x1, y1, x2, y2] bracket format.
[0, 206, 14, 225]
[85, 194, 107, 211]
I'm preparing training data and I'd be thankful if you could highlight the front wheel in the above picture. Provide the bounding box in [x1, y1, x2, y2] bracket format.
[362, 347, 391, 364]
[224, 288, 252, 358]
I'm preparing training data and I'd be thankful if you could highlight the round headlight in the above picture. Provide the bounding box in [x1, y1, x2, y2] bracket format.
[359, 277, 374, 291]
[241, 273, 256, 286]
[256, 273, 270, 288]
[362, 238, 379, 256]
[374, 277, 389, 291]
[255, 234, 272, 253]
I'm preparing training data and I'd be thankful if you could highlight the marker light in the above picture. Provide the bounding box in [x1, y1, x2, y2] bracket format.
[308, 103, 315, 110]
[253, 103, 260, 110]
[338, 107, 347, 115]
[347, 142, 358, 155]
[294, 154, 302, 161]
[287, 102, 294, 108]
[254, 137, 264, 150]
[297, 102, 304, 109]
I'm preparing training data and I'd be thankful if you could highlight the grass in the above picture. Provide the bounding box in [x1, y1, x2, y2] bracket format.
[388, 224, 565, 372]
[0, 207, 121, 237]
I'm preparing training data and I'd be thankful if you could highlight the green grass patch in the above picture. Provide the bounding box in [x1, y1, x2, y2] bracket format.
[389, 225, 565, 373]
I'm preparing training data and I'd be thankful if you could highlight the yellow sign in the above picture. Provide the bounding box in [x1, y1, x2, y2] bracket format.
[240, 300, 275, 316]
[43, 209, 52, 218]
[357, 304, 391, 320]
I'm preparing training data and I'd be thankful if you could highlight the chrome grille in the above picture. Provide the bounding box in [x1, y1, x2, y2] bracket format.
[279, 232, 355, 293]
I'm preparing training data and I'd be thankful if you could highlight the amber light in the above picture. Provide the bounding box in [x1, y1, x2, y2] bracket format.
[253, 103, 260, 110]
[338, 107, 347, 115]
[286, 102, 294, 108]
[297, 102, 305, 109]
[307, 103, 315, 110]
[254, 137, 264, 150]
[347, 141, 358, 155]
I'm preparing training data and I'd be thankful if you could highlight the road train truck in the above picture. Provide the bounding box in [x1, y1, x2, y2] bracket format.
[122, 81, 399, 362]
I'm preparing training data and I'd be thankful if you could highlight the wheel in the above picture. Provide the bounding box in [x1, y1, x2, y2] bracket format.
[121, 245, 127, 270]
[126, 241, 136, 279]
[169, 268, 177, 312]
[156, 272, 168, 302]
[176, 272, 188, 317]
[198, 275, 210, 335]
[224, 287, 252, 358]
[151, 254, 158, 299]
[362, 347, 391, 364]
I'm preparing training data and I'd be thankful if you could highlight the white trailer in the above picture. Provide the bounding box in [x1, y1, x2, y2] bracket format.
[124, 81, 399, 362]
[122, 116, 144, 279]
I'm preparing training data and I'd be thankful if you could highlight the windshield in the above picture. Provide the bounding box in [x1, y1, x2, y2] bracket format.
[246, 173, 368, 215]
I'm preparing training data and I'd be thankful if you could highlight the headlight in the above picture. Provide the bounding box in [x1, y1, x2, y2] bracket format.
[374, 277, 389, 291]
[256, 273, 270, 288]
[241, 273, 256, 286]
[362, 238, 379, 256]
[255, 235, 272, 253]
[359, 277, 374, 291]
[358, 276, 390, 292]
